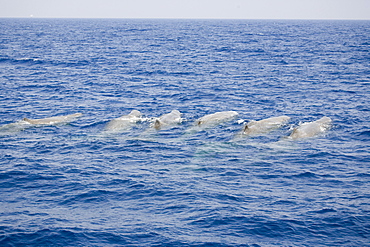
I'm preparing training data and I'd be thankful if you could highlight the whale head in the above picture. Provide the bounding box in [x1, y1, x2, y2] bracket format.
[170, 110, 181, 117]
[129, 110, 142, 118]
[316, 116, 332, 125]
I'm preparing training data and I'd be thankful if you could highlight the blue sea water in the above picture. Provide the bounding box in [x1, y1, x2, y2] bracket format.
[0, 18, 369, 246]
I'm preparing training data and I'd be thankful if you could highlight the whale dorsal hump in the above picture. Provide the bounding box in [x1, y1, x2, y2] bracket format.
[23, 118, 32, 123]
[154, 119, 161, 130]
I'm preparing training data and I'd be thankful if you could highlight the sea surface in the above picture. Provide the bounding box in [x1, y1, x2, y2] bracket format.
[0, 18, 369, 246]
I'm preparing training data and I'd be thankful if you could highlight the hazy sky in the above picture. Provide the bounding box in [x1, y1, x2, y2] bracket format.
[1, 0, 370, 19]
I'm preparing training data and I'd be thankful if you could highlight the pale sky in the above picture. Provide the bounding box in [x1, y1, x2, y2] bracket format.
[1, 0, 369, 19]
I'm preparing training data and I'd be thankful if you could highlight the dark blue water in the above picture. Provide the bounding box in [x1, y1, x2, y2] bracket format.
[0, 18, 369, 246]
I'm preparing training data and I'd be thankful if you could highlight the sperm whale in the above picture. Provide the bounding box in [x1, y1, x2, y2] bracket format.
[105, 110, 142, 132]
[23, 113, 82, 125]
[242, 115, 291, 136]
[289, 116, 332, 139]
[153, 110, 182, 130]
[195, 111, 239, 127]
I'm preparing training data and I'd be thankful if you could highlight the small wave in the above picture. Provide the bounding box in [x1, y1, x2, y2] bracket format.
[0, 57, 44, 65]
[0, 57, 9, 63]
[0, 56, 95, 68]
[289, 171, 317, 179]
[356, 173, 370, 178]
[128, 69, 197, 77]
[190, 215, 302, 240]
[270, 200, 297, 206]
[125, 28, 149, 32]
[355, 130, 370, 141]
[0, 229, 76, 246]
[60, 189, 119, 205]
[310, 208, 337, 214]
[0, 170, 29, 179]
[4, 228, 166, 246]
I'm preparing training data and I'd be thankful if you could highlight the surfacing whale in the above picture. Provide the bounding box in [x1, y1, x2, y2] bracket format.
[0, 113, 83, 135]
[195, 111, 239, 127]
[153, 110, 182, 130]
[23, 113, 82, 125]
[185, 111, 238, 134]
[105, 110, 142, 132]
[289, 116, 332, 139]
[242, 116, 291, 136]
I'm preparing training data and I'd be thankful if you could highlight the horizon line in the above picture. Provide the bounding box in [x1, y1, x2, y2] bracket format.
[1, 16, 370, 21]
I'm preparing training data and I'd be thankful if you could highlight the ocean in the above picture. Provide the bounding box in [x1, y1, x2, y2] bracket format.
[0, 18, 369, 246]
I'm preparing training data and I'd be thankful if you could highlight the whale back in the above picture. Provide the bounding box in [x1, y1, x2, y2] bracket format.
[243, 115, 290, 135]
[196, 111, 238, 126]
[290, 116, 332, 139]
[23, 113, 82, 125]
[160, 110, 181, 123]
[105, 110, 142, 131]
[154, 110, 182, 130]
